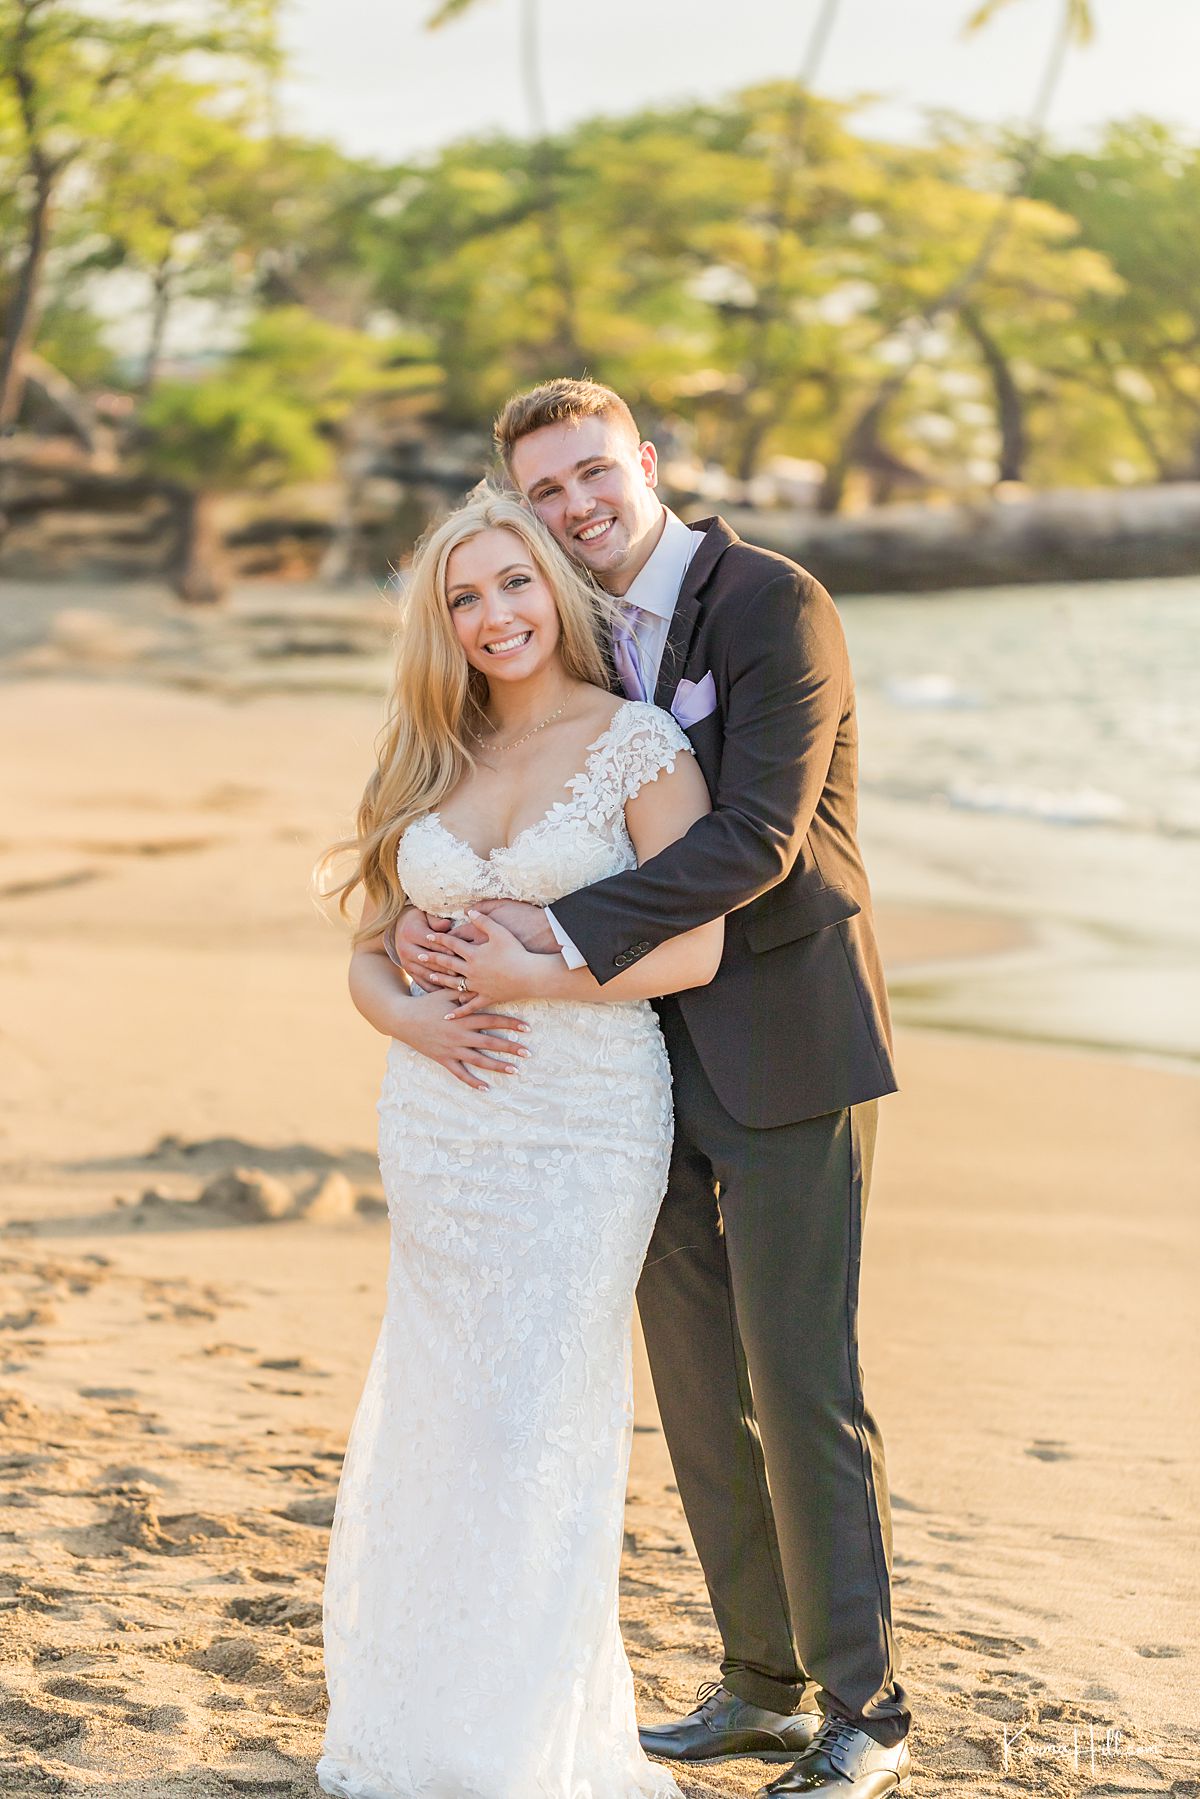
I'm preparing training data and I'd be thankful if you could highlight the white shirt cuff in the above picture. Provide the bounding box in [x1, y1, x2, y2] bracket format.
[544, 907, 587, 970]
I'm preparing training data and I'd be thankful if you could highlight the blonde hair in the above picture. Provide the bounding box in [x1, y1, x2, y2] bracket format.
[493, 377, 640, 473]
[318, 488, 615, 945]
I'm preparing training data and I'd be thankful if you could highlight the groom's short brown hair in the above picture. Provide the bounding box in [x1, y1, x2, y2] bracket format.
[493, 378, 640, 472]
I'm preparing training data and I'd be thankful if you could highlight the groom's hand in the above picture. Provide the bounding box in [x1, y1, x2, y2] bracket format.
[390, 905, 455, 984]
[471, 898, 559, 955]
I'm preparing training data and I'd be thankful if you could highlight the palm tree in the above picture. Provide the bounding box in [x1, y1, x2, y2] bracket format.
[818, 0, 1096, 509]
[731, 0, 843, 476]
[426, 0, 581, 366]
[949, 0, 1095, 304]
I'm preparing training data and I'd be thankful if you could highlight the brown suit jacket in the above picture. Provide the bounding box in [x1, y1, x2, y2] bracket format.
[550, 517, 897, 1128]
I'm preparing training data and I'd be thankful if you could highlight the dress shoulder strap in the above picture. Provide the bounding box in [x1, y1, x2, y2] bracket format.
[583, 701, 693, 811]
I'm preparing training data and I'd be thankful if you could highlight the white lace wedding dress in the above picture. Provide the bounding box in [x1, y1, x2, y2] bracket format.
[317, 701, 688, 1799]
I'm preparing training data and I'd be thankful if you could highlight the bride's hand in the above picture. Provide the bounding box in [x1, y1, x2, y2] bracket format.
[391, 988, 530, 1092]
[436, 909, 550, 1006]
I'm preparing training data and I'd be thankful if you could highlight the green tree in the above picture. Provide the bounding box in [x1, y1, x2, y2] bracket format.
[1030, 119, 1200, 479]
[245, 136, 408, 327]
[139, 307, 425, 602]
[365, 85, 1123, 495]
[83, 75, 269, 395]
[425, 0, 581, 366]
[814, 0, 1096, 507]
[0, 0, 278, 428]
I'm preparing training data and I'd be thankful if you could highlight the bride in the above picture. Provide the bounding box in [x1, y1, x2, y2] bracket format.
[315, 489, 722, 1799]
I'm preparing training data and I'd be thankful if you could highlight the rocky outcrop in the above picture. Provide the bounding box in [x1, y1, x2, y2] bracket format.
[5, 433, 1200, 594]
[720, 483, 1200, 594]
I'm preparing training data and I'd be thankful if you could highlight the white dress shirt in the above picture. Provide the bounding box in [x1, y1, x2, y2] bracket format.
[546, 509, 701, 969]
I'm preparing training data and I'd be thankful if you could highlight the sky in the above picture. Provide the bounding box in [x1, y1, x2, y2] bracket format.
[277, 0, 1200, 163]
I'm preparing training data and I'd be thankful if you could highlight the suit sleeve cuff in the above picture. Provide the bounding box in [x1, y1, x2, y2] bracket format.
[545, 907, 587, 969]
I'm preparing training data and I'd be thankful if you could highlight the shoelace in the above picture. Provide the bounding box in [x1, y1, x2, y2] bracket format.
[815, 1716, 863, 1772]
[693, 1679, 729, 1718]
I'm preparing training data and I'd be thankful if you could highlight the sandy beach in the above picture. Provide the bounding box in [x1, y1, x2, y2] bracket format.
[1, 593, 1198, 1797]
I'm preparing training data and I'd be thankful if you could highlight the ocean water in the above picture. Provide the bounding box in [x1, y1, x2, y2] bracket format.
[840, 575, 1200, 1065]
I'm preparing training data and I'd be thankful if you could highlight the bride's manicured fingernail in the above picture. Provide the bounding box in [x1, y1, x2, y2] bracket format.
[417, 953, 429, 964]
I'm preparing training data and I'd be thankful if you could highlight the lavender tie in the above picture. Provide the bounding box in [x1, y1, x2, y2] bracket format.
[612, 605, 649, 702]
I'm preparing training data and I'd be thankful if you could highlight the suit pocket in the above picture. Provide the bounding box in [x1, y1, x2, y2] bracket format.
[742, 885, 861, 954]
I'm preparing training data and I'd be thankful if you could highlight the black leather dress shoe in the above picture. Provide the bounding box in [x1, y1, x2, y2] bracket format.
[755, 1718, 911, 1796]
[639, 1681, 822, 1764]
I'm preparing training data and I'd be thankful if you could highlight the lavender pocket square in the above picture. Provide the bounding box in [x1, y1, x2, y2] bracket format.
[670, 670, 717, 728]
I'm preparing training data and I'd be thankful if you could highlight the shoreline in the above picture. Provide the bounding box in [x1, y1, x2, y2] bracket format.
[906, 1015, 1200, 1079]
[0, 666, 1194, 1074]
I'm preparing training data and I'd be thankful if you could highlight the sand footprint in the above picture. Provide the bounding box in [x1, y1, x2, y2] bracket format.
[275, 1496, 336, 1528]
[72, 836, 216, 859]
[226, 1592, 322, 1634]
[1025, 1438, 1074, 1461]
[83, 1492, 244, 1557]
[257, 1356, 329, 1377]
[0, 1305, 56, 1332]
[0, 1689, 86, 1751]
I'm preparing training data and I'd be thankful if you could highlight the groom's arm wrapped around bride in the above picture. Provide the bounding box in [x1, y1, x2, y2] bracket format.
[545, 528, 896, 1128]
[556, 566, 849, 960]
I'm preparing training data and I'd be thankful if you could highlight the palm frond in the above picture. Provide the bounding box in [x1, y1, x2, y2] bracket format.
[964, 0, 1094, 43]
[963, 0, 1017, 30]
[425, 0, 488, 28]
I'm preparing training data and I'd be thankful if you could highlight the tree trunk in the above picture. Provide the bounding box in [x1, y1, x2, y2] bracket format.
[0, 0, 61, 432]
[734, 382, 801, 483]
[0, 164, 54, 431]
[139, 260, 174, 397]
[735, 414, 774, 485]
[519, 0, 582, 368]
[733, 2, 842, 477]
[320, 431, 372, 585]
[170, 488, 230, 604]
[21, 350, 109, 457]
[1089, 338, 1171, 481]
[818, 371, 906, 512]
[961, 306, 1026, 483]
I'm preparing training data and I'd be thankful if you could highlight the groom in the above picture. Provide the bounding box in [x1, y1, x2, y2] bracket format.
[392, 379, 910, 1797]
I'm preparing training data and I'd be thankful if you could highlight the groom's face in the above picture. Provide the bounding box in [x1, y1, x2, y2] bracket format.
[509, 414, 664, 595]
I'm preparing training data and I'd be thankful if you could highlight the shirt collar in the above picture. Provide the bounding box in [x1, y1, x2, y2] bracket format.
[619, 508, 698, 621]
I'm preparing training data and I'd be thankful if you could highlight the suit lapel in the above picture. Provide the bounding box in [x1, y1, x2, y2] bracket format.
[652, 516, 737, 710]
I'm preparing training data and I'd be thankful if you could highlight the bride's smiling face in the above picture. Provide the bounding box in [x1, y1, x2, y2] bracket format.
[444, 527, 561, 684]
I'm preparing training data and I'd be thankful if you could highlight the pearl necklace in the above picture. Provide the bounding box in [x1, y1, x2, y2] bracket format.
[468, 696, 570, 753]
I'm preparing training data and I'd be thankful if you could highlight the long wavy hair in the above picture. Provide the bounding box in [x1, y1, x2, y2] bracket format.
[317, 488, 616, 946]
